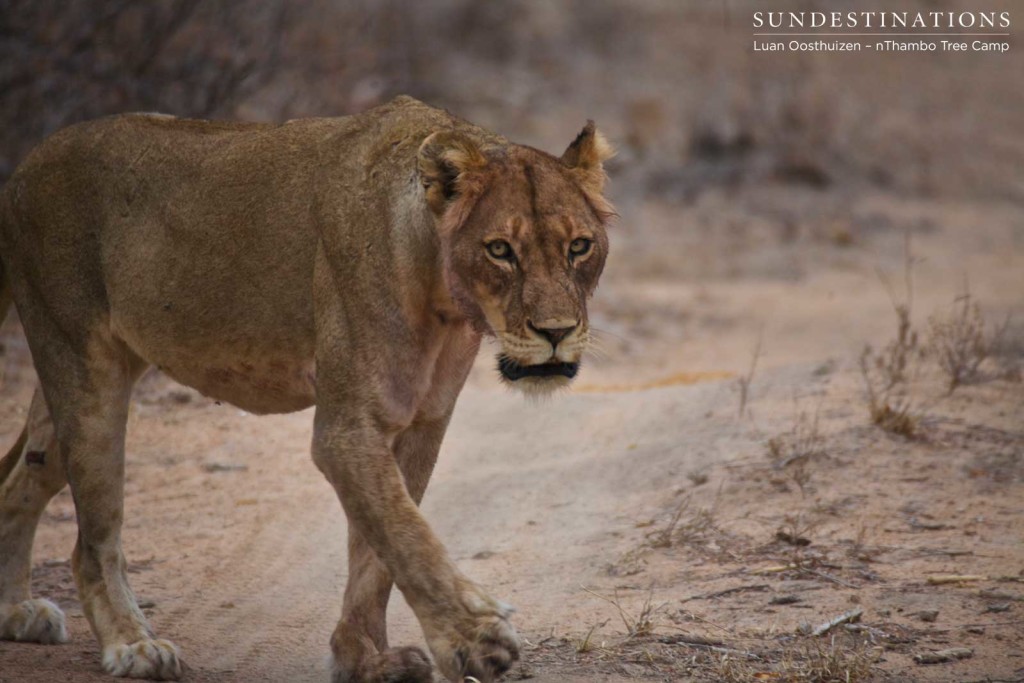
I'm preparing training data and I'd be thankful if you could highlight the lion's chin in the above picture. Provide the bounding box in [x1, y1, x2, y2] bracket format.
[503, 374, 574, 397]
[497, 356, 578, 396]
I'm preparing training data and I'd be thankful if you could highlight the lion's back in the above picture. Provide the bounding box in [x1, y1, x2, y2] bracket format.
[0, 96, 476, 415]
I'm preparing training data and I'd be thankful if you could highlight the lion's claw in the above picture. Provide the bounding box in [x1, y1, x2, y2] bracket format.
[457, 636, 517, 680]
[428, 595, 520, 683]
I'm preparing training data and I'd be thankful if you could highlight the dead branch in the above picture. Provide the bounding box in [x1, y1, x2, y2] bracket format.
[810, 608, 863, 636]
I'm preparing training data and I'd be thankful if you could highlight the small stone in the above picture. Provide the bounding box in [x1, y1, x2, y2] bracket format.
[916, 609, 939, 623]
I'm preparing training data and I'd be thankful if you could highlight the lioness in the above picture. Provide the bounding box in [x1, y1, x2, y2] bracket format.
[0, 96, 613, 682]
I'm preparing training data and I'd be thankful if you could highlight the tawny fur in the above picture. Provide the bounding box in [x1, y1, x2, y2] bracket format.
[0, 95, 613, 683]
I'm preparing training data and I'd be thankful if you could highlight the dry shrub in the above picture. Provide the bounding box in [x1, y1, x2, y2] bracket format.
[715, 636, 875, 683]
[927, 290, 1006, 393]
[583, 586, 666, 639]
[574, 618, 609, 654]
[847, 521, 883, 563]
[858, 346, 920, 437]
[607, 493, 720, 576]
[785, 637, 875, 683]
[859, 234, 922, 437]
[859, 339, 920, 438]
[645, 494, 718, 549]
[767, 409, 825, 496]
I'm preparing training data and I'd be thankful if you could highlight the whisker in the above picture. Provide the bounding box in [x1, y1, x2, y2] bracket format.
[588, 326, 628, 344]
[584, 333, 612, 355]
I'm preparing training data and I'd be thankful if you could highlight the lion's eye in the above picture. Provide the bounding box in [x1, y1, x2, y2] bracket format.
[569, 238, 592, 258]
[486, 240, 514, 260]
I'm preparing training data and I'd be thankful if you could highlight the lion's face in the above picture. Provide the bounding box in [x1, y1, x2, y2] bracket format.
[419, 123, 615, 394]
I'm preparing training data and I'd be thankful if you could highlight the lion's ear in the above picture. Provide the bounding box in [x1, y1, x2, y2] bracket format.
[561, 120, 615, 193]
[417, 131, 488, 215]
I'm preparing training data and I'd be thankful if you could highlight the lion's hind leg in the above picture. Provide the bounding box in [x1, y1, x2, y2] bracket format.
[0, 388, 70, 644]
[21, 317, 179, 680]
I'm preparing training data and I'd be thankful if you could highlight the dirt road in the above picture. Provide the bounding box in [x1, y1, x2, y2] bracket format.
[2, 188, 1023, 681]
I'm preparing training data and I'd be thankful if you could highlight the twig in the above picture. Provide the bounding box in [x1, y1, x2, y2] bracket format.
[914, 647, 973, 664]
[658, 634, 725, 647]
[737, 329, 763, 419]
[683, 584, 770, 602]
[927, 574, 987, 585]
[678, 611, 734, 635]
[811, 608, 864, 636]
[913, 548, 974, 557]
[750, 564, 794, 575]
[659, 633, 761, 660]
[803, 567, 859, 589]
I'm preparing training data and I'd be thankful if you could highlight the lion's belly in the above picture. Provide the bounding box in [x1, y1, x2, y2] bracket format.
[158, 356, 317, 414]
[111, 290, 319, 415]
[106, 250, 320, 414]
[102, 181, 321, 414]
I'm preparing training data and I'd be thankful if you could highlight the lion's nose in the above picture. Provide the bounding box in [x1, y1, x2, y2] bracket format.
[528, 320, 578, 349]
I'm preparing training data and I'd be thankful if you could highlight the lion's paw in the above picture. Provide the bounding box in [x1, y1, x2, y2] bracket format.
[427, 592, 520, 683]
[0, 598, 69, 644]
[333, 645, 434, 683]
[102, 638, 182, 680]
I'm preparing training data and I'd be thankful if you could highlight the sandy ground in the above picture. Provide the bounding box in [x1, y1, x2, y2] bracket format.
[1, 186, 1022, 682]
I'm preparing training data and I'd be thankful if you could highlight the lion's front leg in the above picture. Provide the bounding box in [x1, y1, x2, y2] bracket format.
[313, 417, 520, 683]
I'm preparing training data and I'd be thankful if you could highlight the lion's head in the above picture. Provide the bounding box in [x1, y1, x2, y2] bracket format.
[418, 122, 615, 394]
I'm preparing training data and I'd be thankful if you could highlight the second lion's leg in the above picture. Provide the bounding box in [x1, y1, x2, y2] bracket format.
[329, 418, 446, 683]
[0, 388, 69, 643]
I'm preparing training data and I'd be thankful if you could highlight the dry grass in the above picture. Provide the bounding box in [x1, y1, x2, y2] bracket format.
[859, 234, 922, 437]
[737, 330, 763, 419]
[776, 513, 819, 550]
[573, 619, 609, 654]
[785, 637, 876, 683]
[714, 636, 876, 683]
[583, 586, 667, 639]
[846, 521, 884, 563]
[607, 489, 725, 576]
[927, 288, 1006, 393]
[645, 493, 718, 550]
[767, 408, 825, 496]
[858, 350, 920, 436]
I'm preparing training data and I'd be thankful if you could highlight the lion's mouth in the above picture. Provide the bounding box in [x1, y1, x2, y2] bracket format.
[498, 356, 579, 381]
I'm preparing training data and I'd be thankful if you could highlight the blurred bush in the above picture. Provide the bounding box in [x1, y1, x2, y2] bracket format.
[2, 0, 1021, 202]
